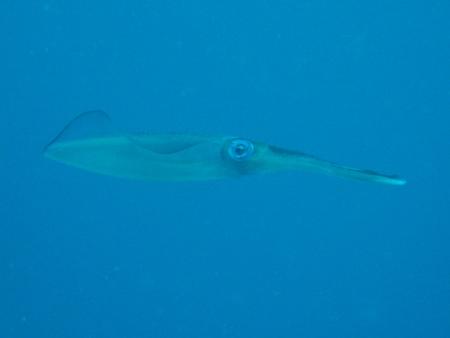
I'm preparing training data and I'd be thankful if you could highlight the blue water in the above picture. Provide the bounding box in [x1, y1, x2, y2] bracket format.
[2, 1, 449, 337]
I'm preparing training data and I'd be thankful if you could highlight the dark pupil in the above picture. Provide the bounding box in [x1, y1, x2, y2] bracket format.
[234, 144, 246, 155]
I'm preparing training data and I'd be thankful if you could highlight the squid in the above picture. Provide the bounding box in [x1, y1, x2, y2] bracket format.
[43, 111, 406, 185]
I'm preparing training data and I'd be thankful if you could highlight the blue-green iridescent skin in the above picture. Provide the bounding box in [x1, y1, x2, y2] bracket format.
[44, 111, 405, 185]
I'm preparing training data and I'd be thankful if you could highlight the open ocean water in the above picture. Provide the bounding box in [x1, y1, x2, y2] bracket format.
[1, 0, 449, 337]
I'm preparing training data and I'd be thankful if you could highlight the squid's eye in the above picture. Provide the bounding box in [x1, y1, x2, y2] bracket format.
[227, 138, 255, 161]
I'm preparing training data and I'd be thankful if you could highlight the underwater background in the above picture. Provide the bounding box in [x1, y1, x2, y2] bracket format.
[1, 0, 449, 337]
